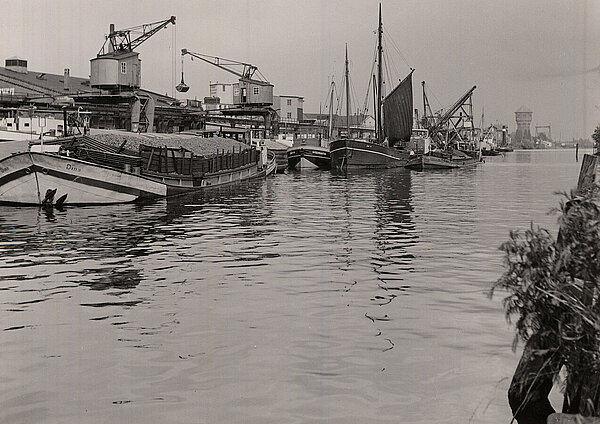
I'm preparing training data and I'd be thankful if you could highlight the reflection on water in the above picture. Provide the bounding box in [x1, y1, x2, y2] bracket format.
[0, 150, 586, 424]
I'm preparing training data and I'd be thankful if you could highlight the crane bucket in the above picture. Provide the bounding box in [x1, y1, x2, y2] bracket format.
[176, 57, 189, 92]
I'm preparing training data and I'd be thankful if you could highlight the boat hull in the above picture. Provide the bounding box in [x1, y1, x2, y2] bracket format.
[329, 139, 409, 170]
[287, 146, 331, 170]
[0, 147, 277, 206]
[0, 152, 167, 205]
[405, 153, 479, 170]
[481, 149, 501, 157]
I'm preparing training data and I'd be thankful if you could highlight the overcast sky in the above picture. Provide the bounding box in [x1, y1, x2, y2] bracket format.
[1, 0, 599, 139]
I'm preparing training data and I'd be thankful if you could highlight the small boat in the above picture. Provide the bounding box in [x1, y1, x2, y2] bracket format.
[479, 124, 504, 156]
[288, 80, 335, 171]
[330, 5, 412, 171]
[406, 80, 481, 170]
[405, 149, 480, 170]
[0, 135, 276, 206]
[261, 139, 289, 172]
[481, 148, 501, 157]
[287, 145, 331, 170]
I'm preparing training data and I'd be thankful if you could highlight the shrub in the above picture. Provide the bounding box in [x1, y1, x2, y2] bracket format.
[491, 188, 600, 391]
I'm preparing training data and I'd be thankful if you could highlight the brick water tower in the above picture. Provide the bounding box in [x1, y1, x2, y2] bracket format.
[515, 105, 533, 143]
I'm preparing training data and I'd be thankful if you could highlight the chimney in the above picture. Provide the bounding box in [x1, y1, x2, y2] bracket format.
[63, 68, 70, 91]
[107, 24, 115, 53]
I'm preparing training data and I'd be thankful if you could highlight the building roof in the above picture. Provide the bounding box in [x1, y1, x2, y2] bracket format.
[276, 95, 304, 100]
[516, 105, 532, 113]
[0, 66, 95, 96]
[0, 65, 177, 104]
[303, 112, 329, 120]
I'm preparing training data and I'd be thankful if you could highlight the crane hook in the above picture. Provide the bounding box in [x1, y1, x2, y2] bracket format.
[176, 56, 189, 92]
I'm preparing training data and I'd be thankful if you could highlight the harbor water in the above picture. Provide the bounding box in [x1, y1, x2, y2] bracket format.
[0, 148, 587, 423]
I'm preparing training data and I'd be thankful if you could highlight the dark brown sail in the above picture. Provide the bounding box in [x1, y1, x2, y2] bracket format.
[383, 70, 414, 145]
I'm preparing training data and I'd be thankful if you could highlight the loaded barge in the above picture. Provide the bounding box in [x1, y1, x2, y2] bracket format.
[0, 131, 276, 206]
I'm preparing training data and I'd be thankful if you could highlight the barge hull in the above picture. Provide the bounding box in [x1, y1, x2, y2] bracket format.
[329, 139, 408, 170]
[0, 152, 166, 205]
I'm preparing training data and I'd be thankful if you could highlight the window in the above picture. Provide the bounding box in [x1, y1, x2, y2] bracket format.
[222, 85, 226, 91]
[286, 112, 292, 119]
[120, 62, 127, 74]
[24, 122, 30, 127]
[234, 87, 240, 96]
[5, 59, 26, 67]
[287, 99, 292, 106]
[253, 87, 260, 95]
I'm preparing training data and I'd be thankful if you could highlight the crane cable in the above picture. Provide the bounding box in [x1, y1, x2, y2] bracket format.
[171, 24, 176, 98]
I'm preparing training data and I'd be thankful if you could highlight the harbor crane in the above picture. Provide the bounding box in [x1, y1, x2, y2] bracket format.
[421, 83, 477, 149]
[97, 16, 176, 56]
[177, 48, 273, 107]
[177, 48, 276, 136]
[176, 48, 270, 94]
[178, 49, 267, 86]
[90, 16, 176, 132]
[535, 124, 551, 140]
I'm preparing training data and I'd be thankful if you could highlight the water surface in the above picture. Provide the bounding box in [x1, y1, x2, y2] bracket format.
[0, 148, 586, 423]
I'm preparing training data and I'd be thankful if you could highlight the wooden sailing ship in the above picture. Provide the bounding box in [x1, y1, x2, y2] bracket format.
[329, 5, 413, 171]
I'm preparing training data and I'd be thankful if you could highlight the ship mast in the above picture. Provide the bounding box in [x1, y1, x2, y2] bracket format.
[328, 79, 335, 139]
[345, 44, 350, 138]
[376, 3, 383, 143]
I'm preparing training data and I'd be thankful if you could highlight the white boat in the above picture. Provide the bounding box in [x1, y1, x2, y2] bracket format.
[0, 136, 276, 206]
[0, 151, 167, 205]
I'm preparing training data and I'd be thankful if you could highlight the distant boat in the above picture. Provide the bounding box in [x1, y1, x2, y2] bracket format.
[480, 124, 503, 156]
[330, 5, 412, 171]
[288, 81, 335, 171]
[287, 145, 331, 170]
[0, 135, 276, 206]
[481, 149, 501, 157]
[406, 83, 481, 170]
[405, 149, 479, 170]
[496, 125, 513, 152]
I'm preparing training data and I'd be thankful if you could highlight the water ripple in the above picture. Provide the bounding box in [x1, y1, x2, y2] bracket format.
[0, 150, 586, 424]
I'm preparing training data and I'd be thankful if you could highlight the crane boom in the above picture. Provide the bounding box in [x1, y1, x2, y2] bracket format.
[181, 49, 264, 82]
[98, 16, 176, 55]
[426, 85, 476, 135]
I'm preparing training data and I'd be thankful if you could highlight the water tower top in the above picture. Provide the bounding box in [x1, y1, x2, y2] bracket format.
[516, 105, 532, 114]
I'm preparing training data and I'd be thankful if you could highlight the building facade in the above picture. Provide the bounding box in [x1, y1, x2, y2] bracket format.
[209, 82, 235, 108]
[274, 95, 304, 123]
